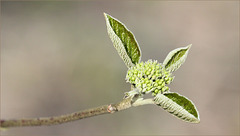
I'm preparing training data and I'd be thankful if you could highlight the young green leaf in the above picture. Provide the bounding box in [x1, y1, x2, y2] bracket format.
[104, 13, 141, 68]
[154, 92, 200, 123]
[163, 44, 191, 72]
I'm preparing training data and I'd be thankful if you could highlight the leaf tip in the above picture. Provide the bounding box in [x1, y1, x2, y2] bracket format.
[191, 117, 200, 123]
[194, 110, 201, 123]
[103, 12, 109, 20]
[103, 12, 108, 17]
[186, 44, 192, 54]
[187, 44, 192, 49]
[196, 119, 200, 123]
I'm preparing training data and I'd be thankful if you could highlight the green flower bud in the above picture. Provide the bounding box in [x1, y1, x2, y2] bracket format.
[162, 86, 169, 92]
[147, 87, 152, 92]
[126, 59, 174, 95]
[166, 80, 171, 85]
[164, 76, 169, 81]
[130, 77, 135, 81]
[153, 82, 158, 87]
[145, 71, 150, 75]
[161, 82, 165, 87]
[154, 89, 159, 94]
[157, 86, 162, 90]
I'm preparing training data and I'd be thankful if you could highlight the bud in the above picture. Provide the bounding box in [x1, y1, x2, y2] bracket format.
[126, 60, 174, 95]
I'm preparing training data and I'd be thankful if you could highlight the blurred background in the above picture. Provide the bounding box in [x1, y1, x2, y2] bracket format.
[1, 1, 239, 135]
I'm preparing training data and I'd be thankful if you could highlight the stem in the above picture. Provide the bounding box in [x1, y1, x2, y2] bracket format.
[0, 105, 109, 128]
[132, 98, 155, 107]
[0, 97, 154, 128]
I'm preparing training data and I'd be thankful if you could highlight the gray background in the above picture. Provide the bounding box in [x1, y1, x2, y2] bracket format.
[1, 1, 239, 135]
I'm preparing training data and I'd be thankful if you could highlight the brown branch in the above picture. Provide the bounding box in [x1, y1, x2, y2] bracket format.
[0, 96, 154, 128]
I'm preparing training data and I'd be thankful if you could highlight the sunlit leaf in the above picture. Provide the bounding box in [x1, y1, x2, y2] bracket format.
[154, 92, 200, 123]
[104, 13, 141, 68]
[163, 44, 191, 72]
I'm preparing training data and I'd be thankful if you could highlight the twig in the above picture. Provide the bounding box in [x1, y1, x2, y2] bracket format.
[0, 96, 154, 128]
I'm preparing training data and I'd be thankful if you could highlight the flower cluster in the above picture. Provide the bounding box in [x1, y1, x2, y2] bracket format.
[126, 60, 174, 96]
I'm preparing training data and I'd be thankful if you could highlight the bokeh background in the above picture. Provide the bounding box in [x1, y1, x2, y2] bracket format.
[1, 1, 239, 135]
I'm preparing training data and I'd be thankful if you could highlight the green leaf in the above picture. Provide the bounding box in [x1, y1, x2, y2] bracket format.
[104, 13, 141, 68]
[154, 92, 200, 123]
[163, 44, 191, 72]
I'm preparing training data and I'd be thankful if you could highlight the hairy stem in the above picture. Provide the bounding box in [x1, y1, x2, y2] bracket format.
[0, 97, 154, 128]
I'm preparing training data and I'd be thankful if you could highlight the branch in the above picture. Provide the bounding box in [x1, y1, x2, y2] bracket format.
[0, 96, 154, 128]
